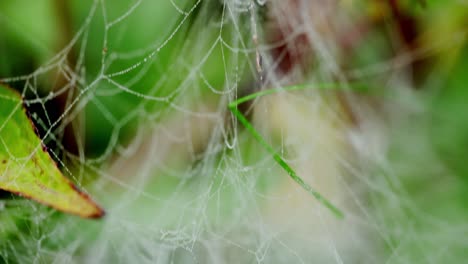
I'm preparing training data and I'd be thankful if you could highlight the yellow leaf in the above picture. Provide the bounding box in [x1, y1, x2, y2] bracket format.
[0, 85, 104, 218]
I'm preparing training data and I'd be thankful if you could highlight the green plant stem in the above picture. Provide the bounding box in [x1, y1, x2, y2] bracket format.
[228, 83, 365, 219]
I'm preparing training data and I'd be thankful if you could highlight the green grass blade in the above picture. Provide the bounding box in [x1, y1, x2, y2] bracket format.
[228, 83, 364, 219]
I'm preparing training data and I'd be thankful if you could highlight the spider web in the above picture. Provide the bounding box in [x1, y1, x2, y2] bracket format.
[1, 0, 466, 263]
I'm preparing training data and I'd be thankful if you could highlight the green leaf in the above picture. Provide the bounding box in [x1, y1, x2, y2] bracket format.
[0, 85, 104, 218]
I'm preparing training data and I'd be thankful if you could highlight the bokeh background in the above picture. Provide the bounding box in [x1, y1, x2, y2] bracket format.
[0, 0, 467, 263]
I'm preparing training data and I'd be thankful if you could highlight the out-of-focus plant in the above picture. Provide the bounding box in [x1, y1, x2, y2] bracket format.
[0, 0, 467, 262]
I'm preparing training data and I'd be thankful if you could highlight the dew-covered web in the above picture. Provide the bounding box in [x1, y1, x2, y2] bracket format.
[1, 0, 467, 263]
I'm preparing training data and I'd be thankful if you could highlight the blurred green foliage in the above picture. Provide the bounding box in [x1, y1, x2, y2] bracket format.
[0, 0, 467, 262]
